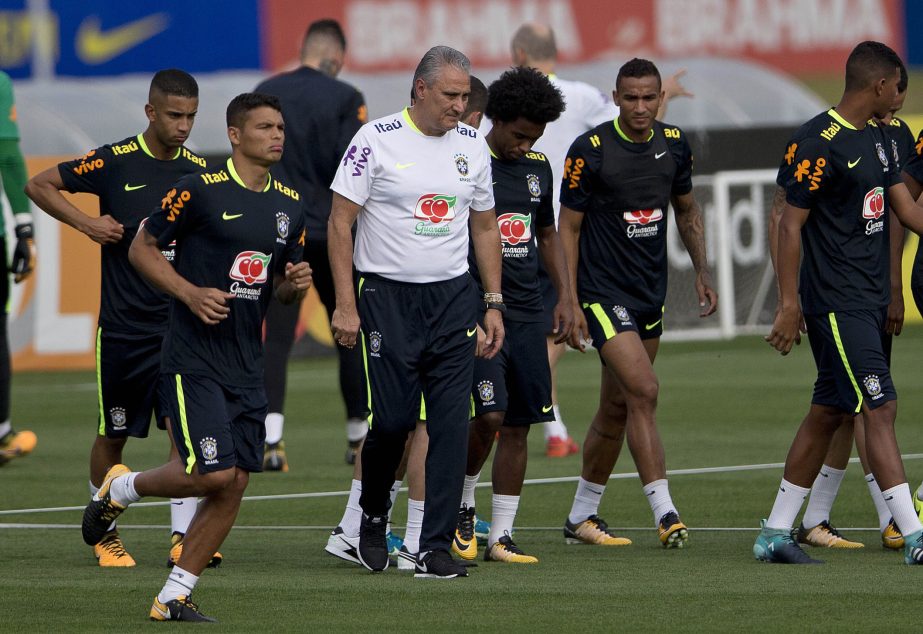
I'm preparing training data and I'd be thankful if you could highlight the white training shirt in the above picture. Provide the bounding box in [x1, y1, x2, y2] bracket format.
[534, 75, 619, 222]
[331, 107, 494, 283]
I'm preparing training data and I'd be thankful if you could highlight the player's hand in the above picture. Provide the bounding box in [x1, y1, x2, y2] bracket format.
[886, 291, 904, 336]
[568, 302, 590, 352]
[663, 69, 694, 101]
[474, 324, 487, 357]
[285, 261, 313, 292]
[84, 214, 124, 245]
[551, 299, 575, 344]
[479, 308, 504, 359]
[186, 287, 234, 325]
[331, 305, 361, 349]
[765, 303, 802, 355]
[11, 222, 35, 283]
[695, 271, 718, 317]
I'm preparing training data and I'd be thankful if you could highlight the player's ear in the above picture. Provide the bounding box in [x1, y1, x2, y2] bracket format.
[227, 125, 241, 146]
[144, 103, 155, 123]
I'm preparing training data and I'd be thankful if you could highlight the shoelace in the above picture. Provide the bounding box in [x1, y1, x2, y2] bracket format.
[99, 534, 129, 557]
[458, 507, 475, 539]
[499, 534, 524, 554]
[588, 515, 611, 533]
[362, 516, 387, 548]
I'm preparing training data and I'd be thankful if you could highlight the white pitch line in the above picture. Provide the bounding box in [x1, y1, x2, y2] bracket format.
[3, 454, 922, 517]
[0, 523, 884, 533]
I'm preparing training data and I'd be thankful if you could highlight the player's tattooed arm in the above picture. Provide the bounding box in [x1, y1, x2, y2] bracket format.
[25, 166, 123, 245]
[129, 226, 233, 325]
[767, 186, 786, 289]
[671, 191, 717, 317]
[275, 261, 312, 305]
[558, 205, 588, 351]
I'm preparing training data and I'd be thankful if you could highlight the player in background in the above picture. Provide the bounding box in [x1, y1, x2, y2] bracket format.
[560, 58, 716, 549]
[325, 78, 489, 568]
[758, 40, 923, 565]
[25, 70, 211, 568]
[452, 67, 571, 565]
[256, 19, 368, 470]
[0, 70, 37, 466]
[766, 64, 912, 551]
[82, 92, 311, 621]
[509, 23, 692, 458]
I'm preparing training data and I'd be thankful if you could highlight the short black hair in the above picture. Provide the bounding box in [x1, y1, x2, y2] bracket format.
[485, 67, 564, 125]
[149, 69, 198, 101]
[616, 58, 661, 92]
[227, 92, 282, 128]
[304, 18, 346, 51]
[845, 41, 903, 93]
[464, 75, 488, 118]
[898, 59, 908, 93]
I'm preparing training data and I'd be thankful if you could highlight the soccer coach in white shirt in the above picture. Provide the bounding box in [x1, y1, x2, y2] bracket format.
[329, 45, 504, 579]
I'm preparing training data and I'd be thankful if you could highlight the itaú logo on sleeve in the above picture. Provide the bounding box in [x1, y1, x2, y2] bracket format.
[623, 208, 662, 238]
[863, 187, 885, 236]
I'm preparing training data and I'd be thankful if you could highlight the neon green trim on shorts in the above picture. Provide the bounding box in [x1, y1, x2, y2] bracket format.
[360, 329, 373, 429]
[174, 374, 197, 474]
[585, 302, 616, 340]
[96, 327, 105, 436]
[828, 313, 863, 414]
[419, 393, 427, 422]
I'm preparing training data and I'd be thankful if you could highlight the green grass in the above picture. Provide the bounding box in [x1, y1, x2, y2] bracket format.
[5, 328, 923, 631]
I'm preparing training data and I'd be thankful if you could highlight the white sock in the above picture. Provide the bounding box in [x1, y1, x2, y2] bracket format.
[488, 494, 519, 547]
[170, 498, 198, 535]
[108, 472, 141, 507]
[338, 479, 362, 537]
[264, 412, 284, 445]
[403, 498, 424, 554]
[866, 473, 892, 532]
[642, 479, 676, 525]
[346, 418, 368, 443]
[158, 566, 199, 603]
[882, 482, 923, 536]
[801, 465, 846, 527]
[387, 480, 402, 525]
[89, 480, 117, 532]
[0, 420, 10, 438]
[568, 477, 605, 524]
[765, 479, 809, 530]
[461, 473, 480, 509]
[543, 405, 568, 440]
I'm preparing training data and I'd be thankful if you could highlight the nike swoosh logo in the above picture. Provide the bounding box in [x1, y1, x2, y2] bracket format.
[466, 327, 477, 337]
[124, 183, 146, 192]
[655, 151, 667, 159]
[170, 501, 184, 506]
[222, 212, 243, 220]
[453, 536, 473, 551]
[395, 162, 416, 170]
[848, 157, 861, 168]
[542, 405, 553, 413]
[644, 319, 662, 330]
[76, 14, 170, 65]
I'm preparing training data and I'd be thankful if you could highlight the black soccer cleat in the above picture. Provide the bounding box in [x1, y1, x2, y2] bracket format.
[150, 595, 217, 622]
[82, 464, 130, 546]
[414, 548, 469, 579]
[358, 513, 389, 572]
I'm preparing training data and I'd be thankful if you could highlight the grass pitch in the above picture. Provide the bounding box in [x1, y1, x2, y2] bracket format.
[4, 327, 923, 631]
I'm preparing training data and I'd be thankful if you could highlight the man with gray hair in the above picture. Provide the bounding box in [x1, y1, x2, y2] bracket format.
[329, 45, 504, 579]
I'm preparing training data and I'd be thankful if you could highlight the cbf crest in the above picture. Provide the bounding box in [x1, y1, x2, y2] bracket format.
[613, 305, 630, 323]
[876, 142, 888, 167]
[368, 331, 382, 357]
[478, 380, 494, 403]
[526, 174, 541, 198]
[454, 153, 469, 176]
[110, 407, 126, 430]
[863, 374, 882, 397]
[200, 436, 218, 461]
[276, 212, 290, 239]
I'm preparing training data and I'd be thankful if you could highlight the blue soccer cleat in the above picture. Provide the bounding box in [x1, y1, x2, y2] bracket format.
[753, 521, 822, 564]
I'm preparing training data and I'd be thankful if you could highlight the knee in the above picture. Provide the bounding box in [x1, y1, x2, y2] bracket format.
[625, 377, 659, 410]
[498, 425, 528, 448]
[474, 412, 504, 435]
[97, 435, 128, 451]
[197, 468, 237, 495]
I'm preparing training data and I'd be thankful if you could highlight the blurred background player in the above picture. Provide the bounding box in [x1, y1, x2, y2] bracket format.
[560, 58, 716, 549]
[509, 23, 692, 457]
[454, 67, 571, 565]
[255, 19, 369, 470]
[0, 70, 37, 466]
[25, 70, 209, 568]
[766, 63, 913, 551]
